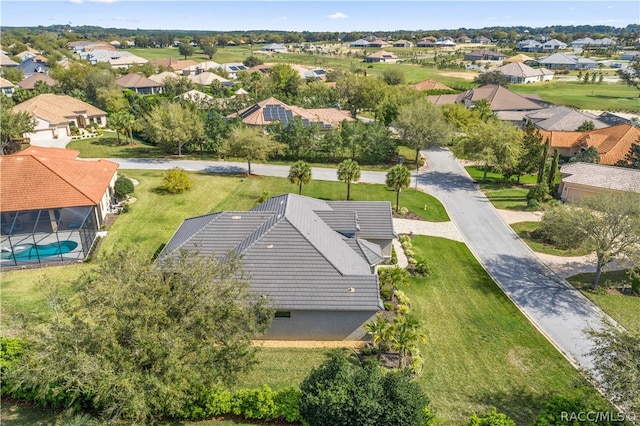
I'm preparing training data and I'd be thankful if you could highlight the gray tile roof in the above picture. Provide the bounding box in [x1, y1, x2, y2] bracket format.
[160, 194, 393, 311]
[525, 106, 608, 131]
[327, 201, 397, 239]
[561, 163, 640, 193]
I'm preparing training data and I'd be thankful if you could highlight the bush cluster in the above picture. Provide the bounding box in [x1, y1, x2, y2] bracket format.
[161, 167, 194, 194]
[113, 176, 134, 200]
[181, 385, 301, 422]
[399, 234, 431, 276]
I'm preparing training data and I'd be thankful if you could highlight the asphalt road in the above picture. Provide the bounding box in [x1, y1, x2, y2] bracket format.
[113, 153, 610, 371]
[417, 147, 609, 371]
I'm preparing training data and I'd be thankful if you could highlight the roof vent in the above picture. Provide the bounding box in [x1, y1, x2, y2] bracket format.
[347, 287, 355, 293]
[267, 244, 274, 249]
[231, 215, 241, 220]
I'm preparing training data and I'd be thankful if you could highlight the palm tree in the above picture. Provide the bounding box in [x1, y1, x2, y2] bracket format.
[390, 314, 427, 369]
[288, 160, 312, 195]
[121, 112, 136, 146]
[364, 313, 392, 361]
[385, 165, 411, 213]
[337, 159, 361, 201]
[108, 111, 126, 144]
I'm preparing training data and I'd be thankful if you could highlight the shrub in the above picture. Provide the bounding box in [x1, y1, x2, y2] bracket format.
[399, 206, 409, 215]
[182, 387, 232, 420]
[532, 206, 589, 250]
[0, 337, 24, 373]
[533, 395, 615, 425]
[469, 408, 516, 426]
[630, 267, 640, 294]
[414, 258, 432, 276]
[394, 290, 410, 306]
[527, 183, 549, 203]
[274, 388, 301, 422]
[380, 285, 392, 301]
[397, 304, 410, 315]
[161, 168, 194, 194]
[383, 301, 394, 311]
[231, 385, 279, 421]
[391, 246, 398, 265]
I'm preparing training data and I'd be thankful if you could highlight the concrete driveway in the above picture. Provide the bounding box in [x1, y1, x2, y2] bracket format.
[417, 147, 610, 371]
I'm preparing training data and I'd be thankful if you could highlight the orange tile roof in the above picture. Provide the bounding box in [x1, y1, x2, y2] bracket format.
[541, 124, 640, 165]
[116, 73, 162, 89]
[12, 94, 106, 125]
[306, 108, 355, 125]
[168, 60, 198, 71]
[412, 79, 453, 91]
[0, 148, 118, 212]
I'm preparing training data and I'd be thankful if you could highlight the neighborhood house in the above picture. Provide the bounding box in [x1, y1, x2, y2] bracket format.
[559, 162, 640, 202]
[0, 147, 118, 267]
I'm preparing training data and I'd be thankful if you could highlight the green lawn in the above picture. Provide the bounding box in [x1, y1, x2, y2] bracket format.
[403, 236, 607, 424]
[510, 81, 640, 113]
[567, 270, 640, 333]
[465, 166, 534, 211]
[511, 221, 592, 257]
[67, 131, 164, 158]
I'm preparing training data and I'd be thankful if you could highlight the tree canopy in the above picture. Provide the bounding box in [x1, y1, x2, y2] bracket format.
[473, 71, 511, 87]
[1, 107, 36, 154]
[386, 165, 412, 212]
[4, 249, 273, 423]
[139, 101, 204, 156]
[221, 126, 284, 174]
[288, 160, 312, 195]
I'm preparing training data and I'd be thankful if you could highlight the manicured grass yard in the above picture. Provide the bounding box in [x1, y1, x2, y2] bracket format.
[67, 131, 164, 158]
[511, 221, 592, 257]
[465, 166, 535, 211]
[403, 236, 607, 424]
[567, 270, 640, 334]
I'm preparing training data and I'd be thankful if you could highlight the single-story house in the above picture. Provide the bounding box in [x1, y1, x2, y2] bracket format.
[457, 36, 472, 43]
[159, 193, 396, 340]
[539, 123, 640, 165]
[435, 39, 456, 48]
[218, 63, 249, 79]
[392, 40, 413, 48]
[148, 71, 178, 85]
[0, 54, 20, 67]
[176, 89, 214, 105]
[539, 53, 596, 70]
[464, 49, 506, 61]
[116, 73, 162, 94]
[570, 37, 616, 49]
[261, 43, 288, 53]
[181, 61, 221, 75]
[17, 73, 58, 90]
[12, 94, 107, 141]
[417, 37, 436, 47]
[367, 39, 388, 48]
[349, 39, 370, 48]
[363, 50, 397, 63]
[186, 71, 233, 87]
[229, 97, 353, 129]
[471, 36, 491, 44]
[517, 39, 542, 52]
[524, 106, 608, 131]
[461, 84, 545, 112]
[495, 62, 554, 84]
[411, 79, 453, 91]
[620, 51, 639, 61]
[558, 162, 640, 203]
[0, 146, 118, 267]
[540, 39, 568, 52]
[18, 56, 48, 76]
[0, 77, 16, 96]
[108, 55, 149, 69]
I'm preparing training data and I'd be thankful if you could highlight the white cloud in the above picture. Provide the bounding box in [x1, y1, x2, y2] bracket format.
[328, 12, 348, 20]
[67, 0, 83, 4]
[91, 0, 118, 3]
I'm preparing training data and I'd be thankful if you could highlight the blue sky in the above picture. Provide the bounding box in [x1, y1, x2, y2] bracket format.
[1, 1, 638, 32]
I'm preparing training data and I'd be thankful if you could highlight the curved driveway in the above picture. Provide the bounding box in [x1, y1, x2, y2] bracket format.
[417, 147, 609, 371]
[112, 153, 610, 371]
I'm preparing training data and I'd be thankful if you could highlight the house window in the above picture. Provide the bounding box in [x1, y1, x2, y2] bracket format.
[274, 311, 291, 318]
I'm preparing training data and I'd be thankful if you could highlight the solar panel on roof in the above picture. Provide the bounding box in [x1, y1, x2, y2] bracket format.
[239, 104, 261, 119]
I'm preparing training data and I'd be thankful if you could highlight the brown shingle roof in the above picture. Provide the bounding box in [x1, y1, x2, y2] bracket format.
[0, 77, 15, 88]
[366, 50, 397, 59]
[17, 73, 58, 90]
[116, 73, 162, 89]
[12, 94, 106, 125]
[412, 79, 453, 91]
[168, 59, 198, 71]
[0, 147, 118, 212]
[466, 85, 544, 111]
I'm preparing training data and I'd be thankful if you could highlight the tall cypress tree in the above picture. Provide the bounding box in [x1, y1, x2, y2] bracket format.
[548, 148, 560, 192]
[537, 137, 550, 184]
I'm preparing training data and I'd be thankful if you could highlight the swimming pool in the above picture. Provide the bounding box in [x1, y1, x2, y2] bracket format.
[1, 240, 79, 261]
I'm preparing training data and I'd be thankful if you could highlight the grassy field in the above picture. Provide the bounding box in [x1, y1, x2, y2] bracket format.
[567, 270, 640, 333]
[511, 221, 592, 257]
[465, 166, 534, 211]
[510, 81, 640, 113]
[400, 236, 605, 424]
[67, 131, 164, 158]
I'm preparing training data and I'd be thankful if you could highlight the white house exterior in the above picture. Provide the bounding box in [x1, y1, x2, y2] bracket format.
[496, 62, 554, 84]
